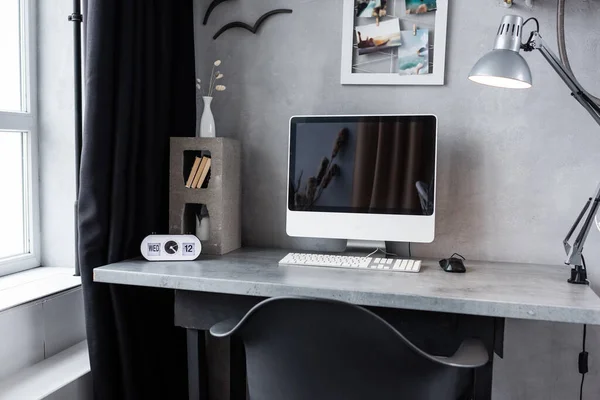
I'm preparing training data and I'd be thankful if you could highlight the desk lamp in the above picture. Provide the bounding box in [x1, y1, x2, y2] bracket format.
[469, 15, 600, 284]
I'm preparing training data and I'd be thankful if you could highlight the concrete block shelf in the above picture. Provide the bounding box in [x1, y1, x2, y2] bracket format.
[169, 137, 241, 255]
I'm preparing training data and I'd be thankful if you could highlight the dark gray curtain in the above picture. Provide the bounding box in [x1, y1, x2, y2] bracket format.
[78, 1, 196, 398]
[352, 118, 436, 213]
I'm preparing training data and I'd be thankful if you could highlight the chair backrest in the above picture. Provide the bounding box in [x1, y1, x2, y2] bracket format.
[228, 297, 473, 400]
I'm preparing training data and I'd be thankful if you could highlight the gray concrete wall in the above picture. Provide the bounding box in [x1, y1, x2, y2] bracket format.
[194, 0, 600, 398]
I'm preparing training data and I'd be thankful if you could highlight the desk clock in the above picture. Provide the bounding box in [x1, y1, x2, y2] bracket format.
[140, 235, 201, 261]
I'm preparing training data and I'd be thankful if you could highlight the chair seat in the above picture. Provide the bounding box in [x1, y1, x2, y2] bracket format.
[210, 297, 488, 400]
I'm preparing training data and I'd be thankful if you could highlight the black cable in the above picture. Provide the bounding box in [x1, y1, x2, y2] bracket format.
[579, 323, 588, 400]
[521, 17, 540, 52]
[408, 242, 412, 258]
[523, 17, 540, 32]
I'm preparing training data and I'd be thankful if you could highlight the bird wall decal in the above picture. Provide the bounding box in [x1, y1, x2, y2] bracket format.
[203, 0, 231, 25]
[212, 9, 293, 40]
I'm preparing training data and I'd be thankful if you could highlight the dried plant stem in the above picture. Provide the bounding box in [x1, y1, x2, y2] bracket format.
[292, 127, 348, 210]
[211, 78, 222, 96]
[293, 153, 339, 209]
[207, 64, 216, 96]
[295, 170, 303, 193]
[209, 75, 217, 96]
[309, 154, 339, 207]
[311, 187, 325, 207]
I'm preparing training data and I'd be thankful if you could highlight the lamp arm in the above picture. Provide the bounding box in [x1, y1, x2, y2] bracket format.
[565, 185, 600, 268]
[563, 198, 591, 255]
[531, 33, 600, 127]
[527, 34, 600, 280]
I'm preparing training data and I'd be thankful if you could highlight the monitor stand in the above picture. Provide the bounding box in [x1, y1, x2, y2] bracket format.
[345, 239, 388, 256]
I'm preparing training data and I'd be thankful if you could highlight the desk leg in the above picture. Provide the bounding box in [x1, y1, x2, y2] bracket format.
[187, 329, 208, 400]
[230, 336, 247, 400]
[474, 363, 493, 400]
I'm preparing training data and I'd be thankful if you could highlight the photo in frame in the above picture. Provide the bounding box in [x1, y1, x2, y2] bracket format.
[356, 0, 388, 18]
[355, 19, 402, 55]
[405, 0, 437, 14]
[341, 0, 448, 85]
[398, 29, 430, 75]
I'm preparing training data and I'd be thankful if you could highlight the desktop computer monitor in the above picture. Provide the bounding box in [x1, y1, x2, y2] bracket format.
[287, 115, 437, 244]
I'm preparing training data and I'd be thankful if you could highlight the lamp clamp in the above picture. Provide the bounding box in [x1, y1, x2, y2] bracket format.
[521, 31, 541, 52]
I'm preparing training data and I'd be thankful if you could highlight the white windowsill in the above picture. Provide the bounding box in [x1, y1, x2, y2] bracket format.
[0, 267, 81, 313]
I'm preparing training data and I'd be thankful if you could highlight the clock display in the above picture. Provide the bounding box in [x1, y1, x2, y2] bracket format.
[147, 243, 160, 256]
[182, 243, 195, 256]
[164, 240, 179, 255]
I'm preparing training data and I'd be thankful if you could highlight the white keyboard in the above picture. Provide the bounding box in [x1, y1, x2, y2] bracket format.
[279, 253, 422, 273]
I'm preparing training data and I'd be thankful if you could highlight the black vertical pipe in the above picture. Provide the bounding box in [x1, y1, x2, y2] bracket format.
[69, 0, 83, 276]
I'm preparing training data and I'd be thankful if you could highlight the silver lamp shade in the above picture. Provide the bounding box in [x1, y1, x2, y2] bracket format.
[469, 15, 532, 89]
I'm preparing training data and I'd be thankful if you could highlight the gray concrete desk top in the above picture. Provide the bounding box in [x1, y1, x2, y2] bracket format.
[93, 248, 600, 325]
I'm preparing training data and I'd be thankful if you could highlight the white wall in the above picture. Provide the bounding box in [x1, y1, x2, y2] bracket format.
[33, 0, 91, 398]
[45, 374, 93, 400]
[0, 289, 90, 397]
[0, 290, 86, 380]
[38, 0, 77, 270]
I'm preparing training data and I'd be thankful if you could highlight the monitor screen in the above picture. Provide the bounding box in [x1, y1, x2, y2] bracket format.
[289, 115, 437, 216]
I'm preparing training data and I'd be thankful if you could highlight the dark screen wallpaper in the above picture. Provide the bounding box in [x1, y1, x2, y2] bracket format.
[289, 116, 436, 216]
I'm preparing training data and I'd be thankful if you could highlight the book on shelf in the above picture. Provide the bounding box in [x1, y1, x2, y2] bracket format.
[195, 157, 212, 189]
[192, 157, 209, 188]
[201, 168, 211, 188]
[185, 156, 203, 188]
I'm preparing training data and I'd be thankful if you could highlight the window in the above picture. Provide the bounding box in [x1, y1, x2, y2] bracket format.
[0, 0, 40, 277]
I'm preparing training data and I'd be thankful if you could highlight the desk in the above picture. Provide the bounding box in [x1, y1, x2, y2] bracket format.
[94, 248, 600, 399]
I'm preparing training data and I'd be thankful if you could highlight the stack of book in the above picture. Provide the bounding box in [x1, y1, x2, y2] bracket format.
[185, 156, 211, 189]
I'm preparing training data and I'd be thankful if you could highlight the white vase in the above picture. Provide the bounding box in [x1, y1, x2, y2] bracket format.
[196, 215, 210, 241]
[199, 96, 216, 138]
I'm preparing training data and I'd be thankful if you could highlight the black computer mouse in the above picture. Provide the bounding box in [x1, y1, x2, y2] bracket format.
[439, 255, 466, 273]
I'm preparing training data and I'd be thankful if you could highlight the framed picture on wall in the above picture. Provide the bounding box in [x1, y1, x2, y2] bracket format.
[341, 0, 448, 85]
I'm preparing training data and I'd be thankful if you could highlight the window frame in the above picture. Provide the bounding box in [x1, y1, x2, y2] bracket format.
[0, 0, 40, 277]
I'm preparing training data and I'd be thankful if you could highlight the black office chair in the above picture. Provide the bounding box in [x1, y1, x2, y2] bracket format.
[210, 297, 489, 400]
